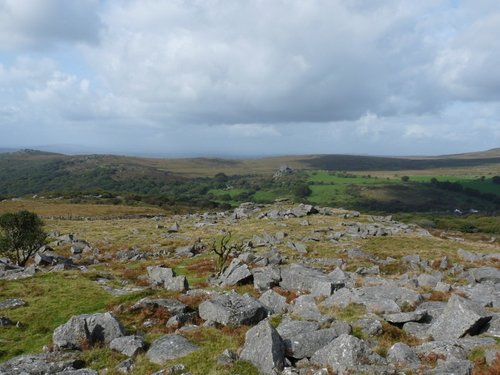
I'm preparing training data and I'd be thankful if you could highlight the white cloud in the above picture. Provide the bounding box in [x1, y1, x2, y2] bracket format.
[0, 0, 500, 156]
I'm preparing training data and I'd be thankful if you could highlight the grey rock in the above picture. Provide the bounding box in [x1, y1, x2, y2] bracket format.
[168, 222, 180, 233]
[287, 241, 307, 254]
[277, 319, 320, 339]
[53, 312, 126, 350]
[240, 320, 285, 375]
[116, 358, 135, 374]
[285, 323, 352, 359]
[469, 266, 500, 284]
[427, 295, 492, 340]
[252, 266, 281, 291]
[403, 322, 432, 340]
[55, 369, 99, 375]
[354, 318, 383, 336]
[259, 289, 289, 314]
[218, 259, 252, 286]
[387, 343, 420, 368]
[457, 248, 480, 262]
[130, 298, 187, 315]
[384, 310, 427, 324]
[109, 335, 146, 357]
[0, 298, 26, 310]
[310, 334, 385, 372]
[0, 353, 84, 375]
[485, 349, 500, 366]
[146, 334, 199, 365]
[166, 312, 198, 328]
[0, 316, 13, 326]
[434, 282, 452, 293]
[417, 273, 441, 288]
[457, 283, 500, 308]
[485, 316, 500, 337]
[147, 266, 189, 292]
[217, 349, 238, 366]
[427, 359, 473, 375]
[291, 295, 330, 323]
[280, 264, 343, 294]
[198, 291, 267, 326]
[416, 341, 468, 361]
[417, 301, 447, 323]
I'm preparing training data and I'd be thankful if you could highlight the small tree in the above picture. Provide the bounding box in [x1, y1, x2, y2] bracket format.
[401, 176, 410, 182]
[0, 210, 46, 266]
[210, 232, 242, 276]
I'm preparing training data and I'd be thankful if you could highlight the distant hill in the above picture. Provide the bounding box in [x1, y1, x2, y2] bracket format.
[0, 148, 499, 198]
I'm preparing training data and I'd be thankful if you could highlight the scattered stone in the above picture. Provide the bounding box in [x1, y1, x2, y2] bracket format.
[287, 241, 307, 254]
[310, 334, 385, 373]
[469, 266, 500, 284]
[354, 318, 383, 336]
[275, 319, 316, 337]
[168, 222, 180, 233]
[259, 289, 289, 314]
[109, 335, 146, 357]
[284, 323, 351, 359]
[198, 291, 267, 326]
[116, 358, 135, 374]
[131, 298, 187, 315]
[146, 334, 199, 365]
[252, 266, 281, 291]
[427, 295, 492, 340]
[0, 353, 85, 375]
[457, 249, 480, 262]
[217, 349, 238, 366]
[387, 343, 420, 368]
[147, 266, 189, 292]
[240, 320, 285, 375]
[290, 295, 330, 323]
[217, 259, 252, 286]
[0, 316, 14, 327]
[384, 310, 427, 325]
[0, 298, 26, 310]
[53, 312, 126, 350]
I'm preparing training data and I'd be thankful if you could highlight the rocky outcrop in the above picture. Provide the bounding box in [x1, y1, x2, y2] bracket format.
[53, 312, 126, 350]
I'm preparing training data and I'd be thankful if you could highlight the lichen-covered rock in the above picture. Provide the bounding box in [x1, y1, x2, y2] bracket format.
[252, 266, 281, 291]
[310, 334, 385, 373]
[240, 320, 285, 375]
[198, 291, 267, 326]
[53, 312, 126, 350]
[146, 334, 198, 365]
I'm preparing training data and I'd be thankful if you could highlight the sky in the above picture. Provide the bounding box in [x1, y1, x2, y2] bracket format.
[0, 0, 499, 157]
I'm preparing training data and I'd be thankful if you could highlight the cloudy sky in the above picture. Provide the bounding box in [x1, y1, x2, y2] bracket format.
[1, 0, 499, 157]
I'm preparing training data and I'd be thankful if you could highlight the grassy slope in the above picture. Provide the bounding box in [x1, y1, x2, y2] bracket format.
[0, 201, 499, 373]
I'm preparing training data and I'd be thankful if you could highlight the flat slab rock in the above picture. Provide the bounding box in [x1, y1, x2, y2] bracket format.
[146, 334, 199, 365]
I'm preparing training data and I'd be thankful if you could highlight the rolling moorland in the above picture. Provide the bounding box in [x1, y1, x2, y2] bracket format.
[0, 148, 499, 374]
